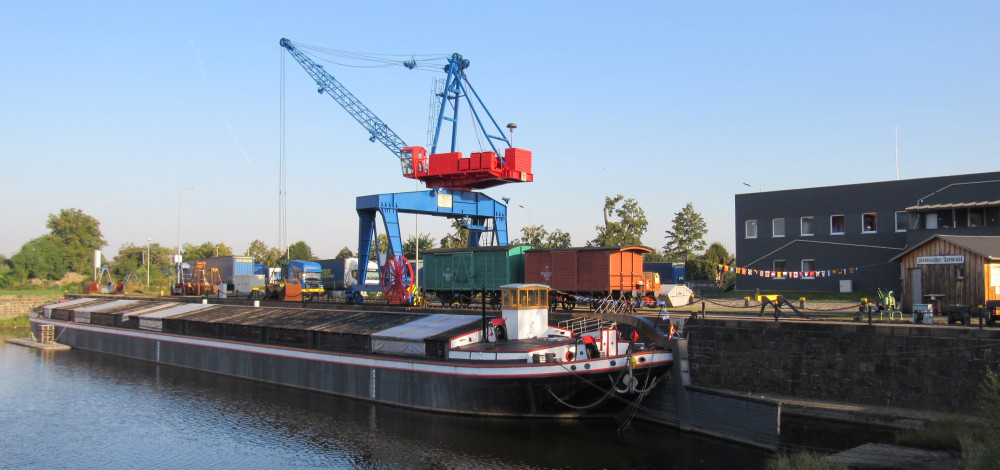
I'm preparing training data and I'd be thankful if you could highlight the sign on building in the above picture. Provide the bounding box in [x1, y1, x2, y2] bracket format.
[917, 255, 965, 265]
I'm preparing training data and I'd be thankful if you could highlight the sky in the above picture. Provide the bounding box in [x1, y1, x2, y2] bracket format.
[2, 1, 998, 262]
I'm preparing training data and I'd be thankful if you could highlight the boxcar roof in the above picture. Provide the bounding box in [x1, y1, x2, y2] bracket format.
[525, 245, 653, 253]
[421, 245, 533, 254]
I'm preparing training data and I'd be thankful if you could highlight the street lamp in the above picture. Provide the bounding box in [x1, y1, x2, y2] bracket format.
[519, 204, 531, 227]
[742, 182, 761, 192]
[506, 123, 517, 147]
[177, 187, 197, 283]
[146, 238, 151, 287]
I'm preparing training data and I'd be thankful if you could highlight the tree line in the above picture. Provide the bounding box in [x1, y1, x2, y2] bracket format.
[1, 198, 734, 288]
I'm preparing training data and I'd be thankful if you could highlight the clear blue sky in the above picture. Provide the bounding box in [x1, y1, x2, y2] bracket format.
[2, 1, 998, 261]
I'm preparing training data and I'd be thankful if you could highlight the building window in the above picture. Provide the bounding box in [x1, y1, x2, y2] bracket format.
[801, 216, 814, 236]
[772, 218, 785, 238]
[987, 207, 1000, 226]
[745, 219, 758, 239]
[895, 211, 908, 232]
[956, 266, 965, 280]
[830, 215, 845, 235]
[925, 212, 939, 229]
[862, 213, 877, 233]
[969, 209, 985, 227]
[773, 260, 786, 279]
[956, 208, 969, 228]
[801, 259, 815, 278]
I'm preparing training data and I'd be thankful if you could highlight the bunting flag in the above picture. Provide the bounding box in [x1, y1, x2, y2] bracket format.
[717, 264, 865, 279]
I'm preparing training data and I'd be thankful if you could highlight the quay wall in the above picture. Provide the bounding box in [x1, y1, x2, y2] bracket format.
[683, 318, 1000, 413]
[0, 295, 50, 320]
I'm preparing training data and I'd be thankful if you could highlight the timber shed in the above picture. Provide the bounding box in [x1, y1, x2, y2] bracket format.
[891, 235, 1000, 313]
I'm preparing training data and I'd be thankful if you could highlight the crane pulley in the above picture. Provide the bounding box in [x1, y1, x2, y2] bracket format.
[279, 38, 533, 191]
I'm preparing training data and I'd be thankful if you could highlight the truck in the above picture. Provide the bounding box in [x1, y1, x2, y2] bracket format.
[194, 256, 266, 297]
[643, 262, 692, 307]
[257, 260, 324, 302]
[644, 262, 686, 285]
[317, 258, 379, 301]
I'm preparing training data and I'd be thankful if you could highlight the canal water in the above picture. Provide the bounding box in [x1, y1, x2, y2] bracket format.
[0, 335, 769, 469]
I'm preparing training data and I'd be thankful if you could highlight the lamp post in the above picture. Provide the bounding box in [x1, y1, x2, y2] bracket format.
[742, 182, 761, 192]
[506, 123, 517, 147]
[177, 187, 196, 283]
[519, 204, 531, 227]
[146, 238, 151, 287]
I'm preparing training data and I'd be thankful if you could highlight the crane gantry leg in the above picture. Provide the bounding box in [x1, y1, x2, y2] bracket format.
[352, 189, 508, 304]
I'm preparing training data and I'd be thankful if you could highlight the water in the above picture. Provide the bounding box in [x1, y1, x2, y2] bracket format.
[0, 336, 769, 469]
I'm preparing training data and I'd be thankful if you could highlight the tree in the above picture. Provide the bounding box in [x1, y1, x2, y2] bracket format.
[287, 241, 315, 260]
[9, 236, 68, 282]
[687, 242, 735, 287]
[335, 246, 354, 259]
[512, 225, 572, 248]
[246, 239, 283, 267]
[109, 242, 172, 283]
[644, 251, 667, 263]
[403, 233, 435, 259]
[183, 241, 233, 260]
[46, 208, 106, 274]
[368, 234, 389, 259]
[439, 220, 470, 248]
[0, 254, 13, 288]
[664, 203, 707, 262]
[588, 195, 647, 247]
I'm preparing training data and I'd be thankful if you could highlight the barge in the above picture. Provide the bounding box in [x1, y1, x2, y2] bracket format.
[31, 284, 674, 417]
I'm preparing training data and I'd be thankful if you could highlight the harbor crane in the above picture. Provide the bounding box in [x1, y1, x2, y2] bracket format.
[279, 38, 533, 303]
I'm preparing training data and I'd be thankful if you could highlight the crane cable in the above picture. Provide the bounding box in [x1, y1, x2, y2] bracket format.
[279, 48, 288, 255]
[292, 41, 449, 71]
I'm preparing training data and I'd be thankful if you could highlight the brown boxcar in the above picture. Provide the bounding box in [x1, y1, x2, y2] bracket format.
[525, 246, 651, 310]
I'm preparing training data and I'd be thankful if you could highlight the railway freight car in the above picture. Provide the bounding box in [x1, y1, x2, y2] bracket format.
[524, 246, 652, 311]
[420, 245, 532, 307]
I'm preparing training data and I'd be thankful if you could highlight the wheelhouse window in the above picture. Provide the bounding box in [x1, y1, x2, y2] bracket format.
[862, 213, 877, 233]
[772, 218, 785, 238]
[830, 215, 845, 235]
[895, 211, 908, 232]
[502, 285, 548, 309]
[800, 216, 814, 236]
[746, 219, 758, 239]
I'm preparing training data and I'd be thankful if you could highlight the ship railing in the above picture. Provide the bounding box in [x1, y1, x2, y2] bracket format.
[557, 317, 617, 337]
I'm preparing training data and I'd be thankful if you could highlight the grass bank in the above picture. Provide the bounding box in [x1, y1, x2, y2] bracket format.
[0, 315, 30, 328]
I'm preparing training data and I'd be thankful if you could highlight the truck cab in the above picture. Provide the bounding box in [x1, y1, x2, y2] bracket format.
[286, 260, 324, 300]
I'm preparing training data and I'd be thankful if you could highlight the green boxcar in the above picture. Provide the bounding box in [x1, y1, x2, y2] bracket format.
[421, 245, 532, 307]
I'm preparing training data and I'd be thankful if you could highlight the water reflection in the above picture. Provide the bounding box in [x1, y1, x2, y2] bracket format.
[1, 344, 769, 469]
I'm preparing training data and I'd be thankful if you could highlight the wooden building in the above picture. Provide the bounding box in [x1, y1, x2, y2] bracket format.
[891, 235, 1000, 313]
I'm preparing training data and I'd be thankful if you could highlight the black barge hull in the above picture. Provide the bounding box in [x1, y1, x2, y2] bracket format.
[31, 316, 671, 418]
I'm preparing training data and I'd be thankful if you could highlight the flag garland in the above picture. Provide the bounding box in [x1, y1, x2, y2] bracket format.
[718, 264, 861, 279]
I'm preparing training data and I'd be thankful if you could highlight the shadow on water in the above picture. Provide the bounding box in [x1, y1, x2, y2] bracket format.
[2, 344, 771, 469]
[780, 413, 898, 453]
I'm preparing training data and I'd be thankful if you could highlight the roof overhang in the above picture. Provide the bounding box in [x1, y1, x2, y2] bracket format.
[905, 200, 1000, 211]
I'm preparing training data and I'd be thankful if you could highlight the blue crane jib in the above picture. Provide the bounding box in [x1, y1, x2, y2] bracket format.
[279, 38, 533, 191]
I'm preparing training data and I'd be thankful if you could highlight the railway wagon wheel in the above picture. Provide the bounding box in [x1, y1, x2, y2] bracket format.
[381, 255, 414, 305]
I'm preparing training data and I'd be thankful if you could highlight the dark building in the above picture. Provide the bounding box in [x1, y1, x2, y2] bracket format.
[734, 171, 1000, 294]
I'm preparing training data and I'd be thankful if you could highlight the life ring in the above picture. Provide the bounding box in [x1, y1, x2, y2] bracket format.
[494, 324, 507, 341]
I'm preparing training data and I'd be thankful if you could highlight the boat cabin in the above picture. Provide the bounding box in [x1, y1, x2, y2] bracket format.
[500, 283, 550, 340]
